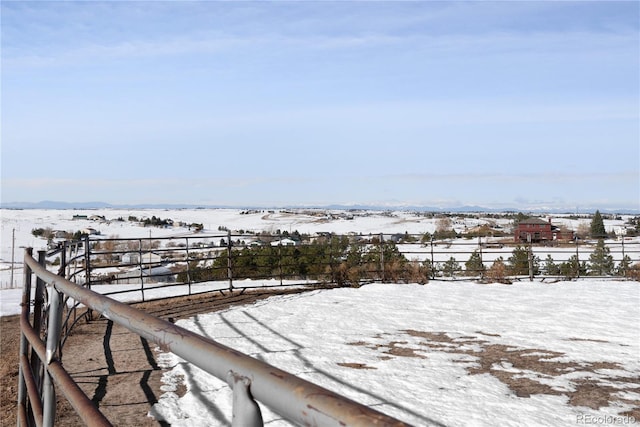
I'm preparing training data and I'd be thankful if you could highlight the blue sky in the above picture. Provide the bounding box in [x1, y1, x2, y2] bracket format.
[2, 1, 638, 210]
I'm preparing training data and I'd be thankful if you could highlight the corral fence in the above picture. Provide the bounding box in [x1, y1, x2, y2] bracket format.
[16, 232, 639, 426]
[57, 233, 640, 295]
[17, 247, 410, 427]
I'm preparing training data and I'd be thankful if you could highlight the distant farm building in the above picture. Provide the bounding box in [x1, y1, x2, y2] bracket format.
[113, 266, 175, 284]
[82, 227, 100, 235]
[515, 218, 575, 243]
[122, 252, 162, 265]
[270, 238, 297, 246]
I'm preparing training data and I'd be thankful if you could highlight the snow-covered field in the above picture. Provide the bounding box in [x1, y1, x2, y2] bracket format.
[150, 280, 639, 427]
[0, 208, 450, 288]
[1, 209, 639, 426]
[2, 208, 638, 289]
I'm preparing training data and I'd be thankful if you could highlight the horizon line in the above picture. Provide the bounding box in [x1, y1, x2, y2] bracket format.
[1, 200, 638, 214]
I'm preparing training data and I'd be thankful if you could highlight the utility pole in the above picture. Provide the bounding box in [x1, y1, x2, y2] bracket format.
[10, 228, 15, 288]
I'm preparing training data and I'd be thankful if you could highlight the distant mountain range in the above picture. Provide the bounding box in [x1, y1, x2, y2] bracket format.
[1, 200, 638, 214]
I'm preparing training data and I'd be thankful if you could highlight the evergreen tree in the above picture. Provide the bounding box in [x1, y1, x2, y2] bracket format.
[508, 246, 540, 276]
[616, 255, 632, 277]
[590, 210, 607, 239]
[465, 250, 485, 276]
[513, 212, 527, 225]
[422, 259, 435, 279]
[588, 239, 614, 276]
[441, 257, 461, 278]
[544, 255, 560, 276]
[560, 255, 587, 279]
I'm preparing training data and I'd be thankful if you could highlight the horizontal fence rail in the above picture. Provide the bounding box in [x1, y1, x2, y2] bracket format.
[17, 248, 410, 427]
[42, 234, 640, 356]
[51, 233, 639, 296]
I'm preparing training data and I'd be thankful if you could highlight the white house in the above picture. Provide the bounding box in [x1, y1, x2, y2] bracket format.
[270, 238, 297, 246]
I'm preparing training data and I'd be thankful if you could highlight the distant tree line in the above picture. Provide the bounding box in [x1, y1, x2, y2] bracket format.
[176, 237, 639, 287]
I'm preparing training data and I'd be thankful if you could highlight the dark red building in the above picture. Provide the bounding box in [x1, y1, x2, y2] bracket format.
[515, 217, 575, 243]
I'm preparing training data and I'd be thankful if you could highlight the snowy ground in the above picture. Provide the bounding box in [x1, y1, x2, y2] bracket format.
[2, 208, 638, 289]
[1, 208, 450, 288]
[149, 280, 639, 427]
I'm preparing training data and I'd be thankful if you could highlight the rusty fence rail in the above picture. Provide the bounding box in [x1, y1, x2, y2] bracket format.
[16, 247, 410, 427]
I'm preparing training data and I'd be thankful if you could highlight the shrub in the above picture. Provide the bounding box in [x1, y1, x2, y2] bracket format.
[486, 258, 511, 284]
[405, 260, 430, 284]
[32, 227, 54, 240]
[627, 263, 640, 281]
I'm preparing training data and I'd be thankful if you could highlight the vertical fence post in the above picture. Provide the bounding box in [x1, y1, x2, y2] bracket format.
[17, 248, 33, 422]
[528, 243, 534, 281]
[621, 237, 626, 278]
[30, 250, 47, 395]
[278, 234, 283, 287]
[42, 285, 63, 427]
[227, 371, 263, 427]
[185, 237, 192, 293]
[65, 242, 71, 280]
[430, 236, 435, 279]
[137, 238, 145, 302]
[68, 242, 76, 283]
[58, 243, 69, 354]
[379, 233, 385, 282]
[32, 250, 47, 334]
[84, 236, 91, 290]
[478, 236, 484, 279]
[227, 230, 234, 291]
[10, 228, 15, 289]
[58, 241, 67, 276]
[330, 235, 337, 285]
[575, 239, 580, 278]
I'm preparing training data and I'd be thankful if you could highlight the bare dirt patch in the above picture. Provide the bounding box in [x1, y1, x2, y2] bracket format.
[337, 362, 377, 370]
[1, 315, 22, 427]
[349, 330, 640, 417]
[1, 286, 334, 426]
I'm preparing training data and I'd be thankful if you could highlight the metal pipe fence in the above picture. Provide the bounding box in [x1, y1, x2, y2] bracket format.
[34, 233, 640, 349]
[56, 233, 639, 292]
[17, 248, 410, 427]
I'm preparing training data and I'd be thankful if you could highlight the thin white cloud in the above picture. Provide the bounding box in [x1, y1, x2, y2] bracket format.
[387, 171, 639, 183]
[4, 23, 636, 70]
